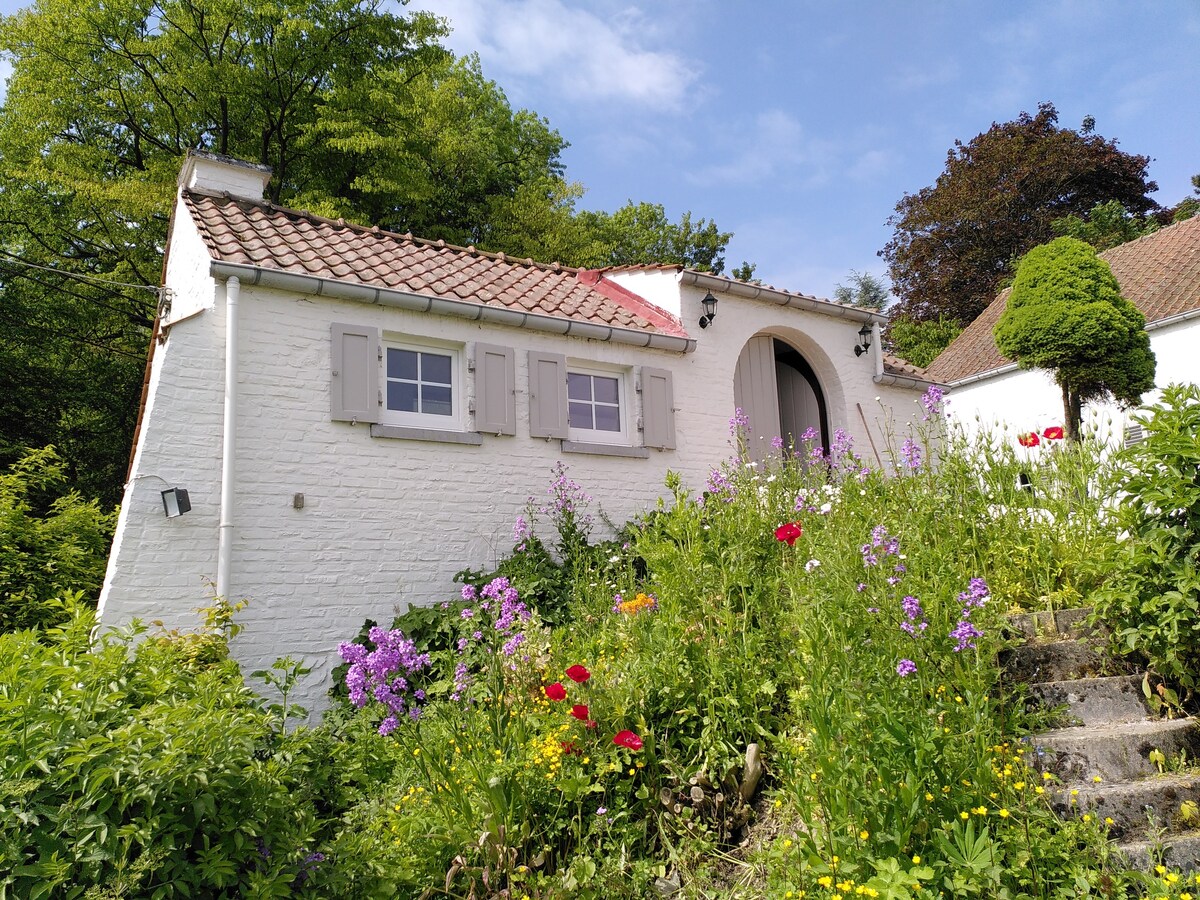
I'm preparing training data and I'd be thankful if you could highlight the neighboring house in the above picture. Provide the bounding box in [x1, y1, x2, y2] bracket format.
[926, 215, 1200, 444]
[98, 152, 932, 710]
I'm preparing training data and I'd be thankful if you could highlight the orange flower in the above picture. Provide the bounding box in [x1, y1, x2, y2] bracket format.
[1018, 432, 1040, 448]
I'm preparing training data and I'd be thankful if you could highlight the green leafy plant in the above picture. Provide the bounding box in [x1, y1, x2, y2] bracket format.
[1091, 384, 1200, 695]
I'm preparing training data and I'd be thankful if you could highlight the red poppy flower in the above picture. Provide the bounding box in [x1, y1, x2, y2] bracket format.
[544, 682, 567, 701]
[1042, 426, 1064, 440]
[774, 522, 803, 546]
[1018, 432, 1040, 448]
[613, 730, 644, 751]
[560, 740, 581, 756]
[565, 664, 591, 683]
[570, 704, 590, 721]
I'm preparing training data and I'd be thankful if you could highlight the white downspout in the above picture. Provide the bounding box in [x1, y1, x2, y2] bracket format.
[216, 276, 240, 599]
[872, 322, 884, 380]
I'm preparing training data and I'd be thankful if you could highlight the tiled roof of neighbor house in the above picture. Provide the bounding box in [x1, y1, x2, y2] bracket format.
[926, 215, 1200, 384]
[183, 191, 688, 338]
[882, 354, 929, 380]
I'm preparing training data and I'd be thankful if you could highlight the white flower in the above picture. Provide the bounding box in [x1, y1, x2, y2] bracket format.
[819, 502, 833, 514]
[805, 559, 821, 572]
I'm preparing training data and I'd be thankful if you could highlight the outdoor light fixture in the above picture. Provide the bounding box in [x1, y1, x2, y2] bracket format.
[161, 487, 191, 518]
[853, 322, 873, 356]
[699, 291, 718, 329]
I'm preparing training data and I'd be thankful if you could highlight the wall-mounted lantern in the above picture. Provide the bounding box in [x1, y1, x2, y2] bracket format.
[699, 291, 718, 329]
[853, 322, 873, 357]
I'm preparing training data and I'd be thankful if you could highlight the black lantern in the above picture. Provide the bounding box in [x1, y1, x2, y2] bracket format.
[854, 322, 873, 356]
[699, 291, 718, 329]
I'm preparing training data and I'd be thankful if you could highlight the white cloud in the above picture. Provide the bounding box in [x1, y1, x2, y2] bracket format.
[415, 0, 699, 111]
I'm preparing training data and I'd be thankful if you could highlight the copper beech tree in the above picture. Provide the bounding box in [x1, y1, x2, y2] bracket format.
[882, 103, 1157, 326]
[993, 237, 1155, 441]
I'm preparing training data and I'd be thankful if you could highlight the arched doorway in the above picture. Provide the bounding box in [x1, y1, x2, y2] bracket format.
[733, 335, 829, 461]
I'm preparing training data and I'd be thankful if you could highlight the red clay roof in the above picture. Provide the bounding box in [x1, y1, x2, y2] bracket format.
[183, 191, 688, 338]
[926, 215, 1200, 384]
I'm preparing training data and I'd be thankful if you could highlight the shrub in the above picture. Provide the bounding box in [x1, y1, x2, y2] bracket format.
[0, 446, 115, 632]
[0, 607, 326, 899]
[1091, 384, 1200, 694]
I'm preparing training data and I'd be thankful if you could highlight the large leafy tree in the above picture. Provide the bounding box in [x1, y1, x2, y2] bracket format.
[882, 103, 1157, 326]
[993, 237, 1155, 441]
[833, 270, 889, 310]
[0, 0, 736, 504]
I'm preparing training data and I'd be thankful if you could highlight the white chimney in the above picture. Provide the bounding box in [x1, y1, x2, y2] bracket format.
[178, 150, 272, 201]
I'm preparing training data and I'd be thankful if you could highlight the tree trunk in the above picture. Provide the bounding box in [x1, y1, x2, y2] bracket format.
[1062, 384, 1083, 442]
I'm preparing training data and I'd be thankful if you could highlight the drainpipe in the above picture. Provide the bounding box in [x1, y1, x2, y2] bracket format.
[216, 276, 240, 599]
[872, 322, 884, 380]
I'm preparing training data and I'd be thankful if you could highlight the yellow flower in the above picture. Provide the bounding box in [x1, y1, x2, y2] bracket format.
[912, 855, 921, 864]
[818, 876, 833, 888]
[924, 792, 934, 802]
[1013, 781, 1025, 790]
[998, 808, 1009, 818]
[1035, 786, 1045, 795]
[859, 830, 869, 840]
[960, 811, 969, 820]
[1092, 775, 1103, 783]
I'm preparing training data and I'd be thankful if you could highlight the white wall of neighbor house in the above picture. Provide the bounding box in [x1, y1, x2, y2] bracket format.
[100, 223, 931, 713]
[942, 317, 1199, 446]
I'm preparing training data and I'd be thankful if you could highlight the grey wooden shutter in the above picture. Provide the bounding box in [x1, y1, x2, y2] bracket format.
[528, 351, 569, 438]
[473, 343, 516, 435]
[330, 322, 379, 423]
[640, 367, 676, 450]
[733, 335, 781, 462]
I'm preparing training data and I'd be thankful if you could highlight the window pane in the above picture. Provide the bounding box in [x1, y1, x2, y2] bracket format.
[567, 372, 592, 401]
[594, 404, 621, 432]
[387, 348, 418, 380]
[568, 401, 593, 429]
[593, 376, 619, 404]
[387, 381, 419, 412]
[422, 352, 452, 385]
[422, 384, 453, 416]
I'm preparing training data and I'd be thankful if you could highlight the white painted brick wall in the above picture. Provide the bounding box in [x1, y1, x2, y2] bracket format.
[100, 220, 932, 713]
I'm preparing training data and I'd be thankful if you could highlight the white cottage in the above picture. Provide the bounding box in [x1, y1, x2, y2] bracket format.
[99, 152, 932, 709]
[926, 216, 1200, 442]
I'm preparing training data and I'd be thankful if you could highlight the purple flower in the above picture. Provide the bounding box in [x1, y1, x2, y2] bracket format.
[856, 582, 868, 593]
[502, 633, 525, 657]
[921, 385, 945, 421]
[771, 435, 785, 450]
[896, 659, 917, 677]
[513, 514, 532, 542]
[461, 584, 477, 601]
[900, 595, 928, 636]
[900, 437, 922, 471]
[338, 626, 432, 733]
[950, 621, 983, 652]
[729, 407, 751, 435]
[460, 607, 475, 620]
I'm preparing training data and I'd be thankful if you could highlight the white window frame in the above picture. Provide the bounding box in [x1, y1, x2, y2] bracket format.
[566, 363, 630, 446]
[379, 337, 464, 430]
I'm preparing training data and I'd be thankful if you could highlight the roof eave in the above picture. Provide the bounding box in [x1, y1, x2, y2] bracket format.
[681, 270, 887, 325]
[210, 261, 697, 353]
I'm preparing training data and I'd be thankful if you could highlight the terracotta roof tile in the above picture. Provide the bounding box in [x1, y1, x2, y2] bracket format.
[926, 216, 1200, 384]
[183, 191, 689, 339]
[882, 354, 930, 380]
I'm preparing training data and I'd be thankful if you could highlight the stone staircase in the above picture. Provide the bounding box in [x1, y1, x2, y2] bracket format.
[1003, 608, 1200, 871]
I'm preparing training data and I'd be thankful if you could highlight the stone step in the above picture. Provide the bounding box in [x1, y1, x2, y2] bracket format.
[1001, 640, 1126, 684]
[1029, 717, 1200, 783]
[1117, 830, 1200, 873]
[1051, 773, 1200, 838]
[1007, 607, 1103, 643]
[1028, 674, 1152, 726]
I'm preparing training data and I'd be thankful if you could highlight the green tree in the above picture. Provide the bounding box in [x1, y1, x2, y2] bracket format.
[882, 103, 1157, 326]
[885, 316, 963, 369]
[573, 202, 732, 274]
[833, 270, 889, 310]
[1051, 199, 1159, 251]
[993, 237, 1155, 441]
[0, 447, 115, 632]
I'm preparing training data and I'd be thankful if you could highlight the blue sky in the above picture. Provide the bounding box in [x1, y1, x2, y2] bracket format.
[1, 0, 1196, 301]
[409, 0, 1200, 300]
